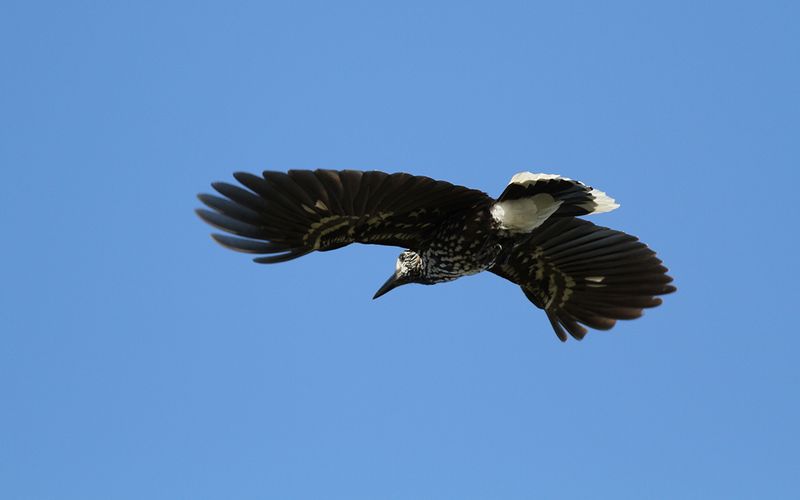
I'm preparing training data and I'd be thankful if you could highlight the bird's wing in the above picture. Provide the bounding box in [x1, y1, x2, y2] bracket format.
[490, 217, 675, 341]
[197, 170, 492, 263]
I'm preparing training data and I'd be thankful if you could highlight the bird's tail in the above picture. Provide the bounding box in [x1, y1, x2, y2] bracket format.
[491, 172, 619, 233]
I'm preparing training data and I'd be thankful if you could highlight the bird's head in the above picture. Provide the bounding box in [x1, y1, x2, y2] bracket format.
[373, 250, 426, 299]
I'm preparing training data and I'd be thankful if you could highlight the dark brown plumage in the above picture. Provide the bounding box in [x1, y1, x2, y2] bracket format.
[197, 169, 675, 341]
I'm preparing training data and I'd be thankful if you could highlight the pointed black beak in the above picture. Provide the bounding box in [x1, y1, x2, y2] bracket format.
[373, 273, 403, 299]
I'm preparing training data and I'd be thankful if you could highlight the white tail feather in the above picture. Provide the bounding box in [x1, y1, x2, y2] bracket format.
[585, 187, 619, 214]
[492, 172, 620, 232]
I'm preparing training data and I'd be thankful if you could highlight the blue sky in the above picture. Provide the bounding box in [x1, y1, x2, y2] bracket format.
[2, 1, 798, 498]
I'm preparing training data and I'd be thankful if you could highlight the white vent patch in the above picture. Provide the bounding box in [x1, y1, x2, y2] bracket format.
[491, 194, 563, 232]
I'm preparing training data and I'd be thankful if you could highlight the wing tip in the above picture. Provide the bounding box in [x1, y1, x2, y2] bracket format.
[195, 207, 214, 223]
[546, 310, 569, 342]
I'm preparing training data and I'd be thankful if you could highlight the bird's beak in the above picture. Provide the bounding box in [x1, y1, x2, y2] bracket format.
[373, 273, 403, 299]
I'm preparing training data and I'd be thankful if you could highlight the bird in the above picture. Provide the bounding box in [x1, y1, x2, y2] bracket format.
[196, 170, 675, 341]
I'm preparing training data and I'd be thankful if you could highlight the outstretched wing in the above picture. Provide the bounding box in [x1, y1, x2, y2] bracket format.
[491, 217, 675, 341]
[197, 170, 491, 263]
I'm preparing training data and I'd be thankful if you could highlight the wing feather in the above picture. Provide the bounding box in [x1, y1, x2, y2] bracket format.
[198, 169, 491, 263]
[491, 217, 674, 341]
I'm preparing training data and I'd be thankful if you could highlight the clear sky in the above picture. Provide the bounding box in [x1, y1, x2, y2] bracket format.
[2, 1, 798, 498]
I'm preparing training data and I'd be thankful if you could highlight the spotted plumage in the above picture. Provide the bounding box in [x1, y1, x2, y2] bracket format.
[197, 169, 675, 341]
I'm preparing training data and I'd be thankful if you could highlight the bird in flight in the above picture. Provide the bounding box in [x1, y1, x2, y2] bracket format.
[197, 170, 674, 341]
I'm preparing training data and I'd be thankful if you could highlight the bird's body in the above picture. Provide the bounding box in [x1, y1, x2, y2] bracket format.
[421, 206, 502, 282]
[197, 169, 674, 341]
